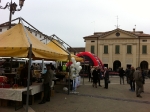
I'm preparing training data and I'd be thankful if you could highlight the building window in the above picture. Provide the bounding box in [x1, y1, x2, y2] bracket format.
[0, 29, 2, 32]
[142, 40, 147, 42]
[115, 45, 120, 54]
[142, 45, 147, 54]
[91, 41, 95, 42]
[91, 45, 95, 54]
[35, 33, 37, 36]
[104, 45, 108, 54]
[127, 45, 132, 54]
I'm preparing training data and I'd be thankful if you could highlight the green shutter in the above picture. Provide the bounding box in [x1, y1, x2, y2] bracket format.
[142, 45, 147, 54]
[127, 45, 132, 54]
[104, 45, 108, 54]
[91, 46, 95, 54]
[115, 45, 120, 54]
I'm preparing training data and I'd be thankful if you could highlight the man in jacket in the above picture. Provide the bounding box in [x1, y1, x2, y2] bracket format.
[133, 67, 143, 98]
[129, 67, 135, 91]
[39, 64, 53, 104]
[119, 67, 125, 84]
[104, 67, 109, 89]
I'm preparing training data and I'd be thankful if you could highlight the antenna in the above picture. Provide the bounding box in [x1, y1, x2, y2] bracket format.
[135, 25, 136, 30]
[115, 16, 120, 28]
[91, 21, 95, 32]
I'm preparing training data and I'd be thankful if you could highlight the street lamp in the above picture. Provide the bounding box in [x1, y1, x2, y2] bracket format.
[0, 0, 25, 29]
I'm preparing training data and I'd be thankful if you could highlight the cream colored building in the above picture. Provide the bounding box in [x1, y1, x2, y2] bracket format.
[83, 28, 150, 71]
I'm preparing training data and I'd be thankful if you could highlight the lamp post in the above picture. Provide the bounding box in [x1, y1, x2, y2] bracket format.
[0, 0, 25, 29]
[0, 0, 25, 73]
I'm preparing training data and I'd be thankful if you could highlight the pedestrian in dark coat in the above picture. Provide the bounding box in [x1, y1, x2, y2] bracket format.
[39, 64, 53, 104]
[92, 66, 99, 88]
[119, 67, 125, 84]
[104, 67, 109, 89]
[125, 67, 130, 84]
[141, 69, 145, 92]
[97, 67, 102, 87]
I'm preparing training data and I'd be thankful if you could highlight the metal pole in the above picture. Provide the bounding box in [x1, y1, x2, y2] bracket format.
[26, 44, 32, 112]
[21, 18, 32, 112]
[138, 37, 140, 67]
[9, 0, 12, 29]
[42, 59, 44, 73]
[97, 37, 98, 56]
[82, 57, 85, 85]
[68, 54, 71, 94]
[9, 0, 12, 73]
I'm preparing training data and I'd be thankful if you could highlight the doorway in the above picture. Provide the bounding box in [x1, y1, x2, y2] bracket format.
[140, 61, 148, 70]
[126, 64, 131, 69]
[104, 64, 108, 68]
[113, 60, 121, 71]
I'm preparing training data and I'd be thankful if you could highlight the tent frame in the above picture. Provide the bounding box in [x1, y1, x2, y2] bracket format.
[0, 17, 85, 112]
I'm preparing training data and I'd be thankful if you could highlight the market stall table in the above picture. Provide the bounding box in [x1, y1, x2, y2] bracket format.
[0, 86, 32, 110]
[0, 82, 44, 110]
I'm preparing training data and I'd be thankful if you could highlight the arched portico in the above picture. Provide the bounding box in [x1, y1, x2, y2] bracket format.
[140, 61, 148, 70]
[113, 60, 121, 71]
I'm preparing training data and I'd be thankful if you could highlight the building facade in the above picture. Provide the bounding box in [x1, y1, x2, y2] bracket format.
[67, 47, 85, 55]
[83, 28, 150, 71]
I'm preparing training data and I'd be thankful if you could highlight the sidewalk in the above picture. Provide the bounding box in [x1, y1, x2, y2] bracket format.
[0, 76, 150, 112]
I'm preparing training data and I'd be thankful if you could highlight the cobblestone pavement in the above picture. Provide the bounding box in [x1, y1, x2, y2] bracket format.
[0, 76, 150, 112]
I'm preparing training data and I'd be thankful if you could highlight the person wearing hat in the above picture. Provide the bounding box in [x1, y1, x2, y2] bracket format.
[39, 64, 53, 104]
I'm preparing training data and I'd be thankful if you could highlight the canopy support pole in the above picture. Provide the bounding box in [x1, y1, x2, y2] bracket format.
[42, 59, 44, 73]
[26, 44, 32, 112]
[20, 18, 32, 112]
[68, 54, 71, 94]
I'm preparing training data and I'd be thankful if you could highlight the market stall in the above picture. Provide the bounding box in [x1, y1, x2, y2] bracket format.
[0, 18, 69, 110]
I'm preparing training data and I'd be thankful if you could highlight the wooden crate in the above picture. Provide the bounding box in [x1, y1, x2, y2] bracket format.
[51, 90, 55, 97]
[1, 99, 8, 107]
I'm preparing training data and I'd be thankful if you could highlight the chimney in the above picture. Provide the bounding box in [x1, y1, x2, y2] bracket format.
[133, 28, 135, 33]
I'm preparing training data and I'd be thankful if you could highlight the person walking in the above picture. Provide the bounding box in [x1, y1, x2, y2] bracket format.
[141, 69, 145, 92]
[129, 67, 135, 91]
[88, 66, 91, 82]
[104, 67, 109, 89]
[90, 66, 94, 83]
[119, 67, 125, 84]
[133, 67, 143, 98]
[125, 67, 130, 84]
[92, 66, 99, 88]
[39, 64, 53, 104]
[98, 67, 102, 87]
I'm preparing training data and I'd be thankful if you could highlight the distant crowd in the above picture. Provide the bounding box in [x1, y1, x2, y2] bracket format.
[89, 66, 150, 98]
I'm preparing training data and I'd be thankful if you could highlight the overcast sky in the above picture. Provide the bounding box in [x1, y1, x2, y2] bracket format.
[1, 0, 150, 47]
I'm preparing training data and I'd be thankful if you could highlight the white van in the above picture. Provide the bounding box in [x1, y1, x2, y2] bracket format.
[31, 60, 56, 71]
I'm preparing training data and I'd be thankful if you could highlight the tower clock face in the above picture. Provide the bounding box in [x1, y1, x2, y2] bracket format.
[116, 32, 120, 37]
